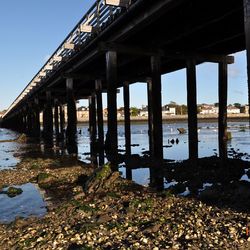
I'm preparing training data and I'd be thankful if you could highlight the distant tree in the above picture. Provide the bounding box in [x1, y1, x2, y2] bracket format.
[197, 106, 202, 114]
[130, 107, 139, 116]
[233, 103, 241, 108]
[214, 103, 219, 107]
[169, 101, 177, 106]
[175, 105, 187, 115]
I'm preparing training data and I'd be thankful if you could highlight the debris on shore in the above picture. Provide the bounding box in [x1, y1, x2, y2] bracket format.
[1, 156, 250, 249]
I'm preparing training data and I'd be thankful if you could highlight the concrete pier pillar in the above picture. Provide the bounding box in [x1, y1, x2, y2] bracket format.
[123, 81, 132, 180]
[149, 55, 163, 162]
[89, 93, 97, 155]
[33, 98, 41, 138]
[59, 104, 65, 136]
[66, 78, 77, 153]
[218, 60, 228, 160]
[147, 78, 153, 155]
[243, 0, 250, 124]
[54, 100, 60, 137]
[95, 80, 105, 166]
[186, 59, 198, 160]
[43, 91, 53, 141]
[105, 51, 118, 166]
[27, 105, 33, 136]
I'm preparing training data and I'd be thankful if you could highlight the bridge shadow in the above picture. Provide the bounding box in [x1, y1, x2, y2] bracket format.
[119, 152, 250, 213]
[18, 135, 250, 213]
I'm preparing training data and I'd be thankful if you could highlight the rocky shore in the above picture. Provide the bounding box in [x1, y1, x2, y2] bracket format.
[1, 152, 250, 249]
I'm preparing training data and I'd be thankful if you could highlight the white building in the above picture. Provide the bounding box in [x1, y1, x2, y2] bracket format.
[227, 106, 240, 114]
[200, 105, 218, 115]
[245, 105, 249, 114]
[162, 106, 176, 116]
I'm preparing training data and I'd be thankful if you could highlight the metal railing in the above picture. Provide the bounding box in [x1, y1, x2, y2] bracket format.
[3, 0, 135, 118]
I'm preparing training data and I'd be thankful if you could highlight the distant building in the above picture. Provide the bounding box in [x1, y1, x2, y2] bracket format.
[117, 107, 124, 118]
[245, 105, 249, 114]
[200, 104, 218, 115]
[103, 108, 108, 117]
[227, 105, 240, 114]
[139, 106, 148, 117]
[77, 106, 89, 119]
[162, 105, 176, 116]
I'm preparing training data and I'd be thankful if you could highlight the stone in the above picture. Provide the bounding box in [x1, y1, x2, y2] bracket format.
[96, 214, 112, 224]
[6, 186, 23, 198]
[177, 128, 186, 134]
[37, 173, 56, 188]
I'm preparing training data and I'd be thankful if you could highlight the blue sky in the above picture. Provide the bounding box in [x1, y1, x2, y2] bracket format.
[0, 1, 248, 111]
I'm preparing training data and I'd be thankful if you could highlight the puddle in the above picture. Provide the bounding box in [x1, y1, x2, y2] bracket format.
[0, 183, 47, 224]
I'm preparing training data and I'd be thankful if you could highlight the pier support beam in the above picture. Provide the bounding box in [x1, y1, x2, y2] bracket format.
[147, 78, 153, 155]
[22, 108, 27, 133]
[186, 59, 198, 160]
[123, 81, 132, 180]
[96, 80, 105, 166]
[105, 51, 118, 166]
[244, 0, 250, 122]
[43, 91, 53, 142]
[33, 98, 40, 138]
[89, 93, 97, 156]
[27, 104, 33, 136]
[218, 60, 228, 160]
[149, 56, 163, 162]
[54, 100, 60, 137]
[59, 104, 65, 136]
[66, 78, 77, 147]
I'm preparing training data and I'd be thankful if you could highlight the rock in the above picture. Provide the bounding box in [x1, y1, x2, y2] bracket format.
[143, 224, 161, 234]
[96, 214, 112, 223]
[103, 172, 120, 189]
[226, 131, 232, 140]
[177, 128, 186, 134]
[6, 186, 23, 198]
[16, 133, 27, 143]
[84, 163, 112, 193]
[73, 192, 86, 200]
[37, 172, 56, 188]
[199, 187, 218, 203]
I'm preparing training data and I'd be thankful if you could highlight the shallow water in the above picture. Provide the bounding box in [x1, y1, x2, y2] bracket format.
[77, 121, 250, 161]
[0, 128, 24, 169]
[1, 121, 250, 184]
[0, 183, 47, 224]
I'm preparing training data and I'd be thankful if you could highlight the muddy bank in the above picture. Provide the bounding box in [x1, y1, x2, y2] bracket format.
[1, 154, 250, 249]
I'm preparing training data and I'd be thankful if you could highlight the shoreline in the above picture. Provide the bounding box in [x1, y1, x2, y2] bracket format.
[0, 154, 250, 249]
[0, 139, 250, 248]
[77, 114, 250, 124]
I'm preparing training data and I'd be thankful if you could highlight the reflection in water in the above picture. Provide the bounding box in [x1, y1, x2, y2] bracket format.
[1, 121, 250, 187]
[0, 183, 47, 224]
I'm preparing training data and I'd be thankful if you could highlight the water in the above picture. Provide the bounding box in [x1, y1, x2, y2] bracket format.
[1, 121, 250, 186]
[77, 121, 250, 162]
[0, 121, 249, 222]
[0, 128, 24, 169]
[0, 183, 47, 224]
[76, 121, 250, 186]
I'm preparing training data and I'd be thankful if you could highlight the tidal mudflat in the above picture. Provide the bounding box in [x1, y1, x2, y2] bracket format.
[1, 124, 250, 249]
